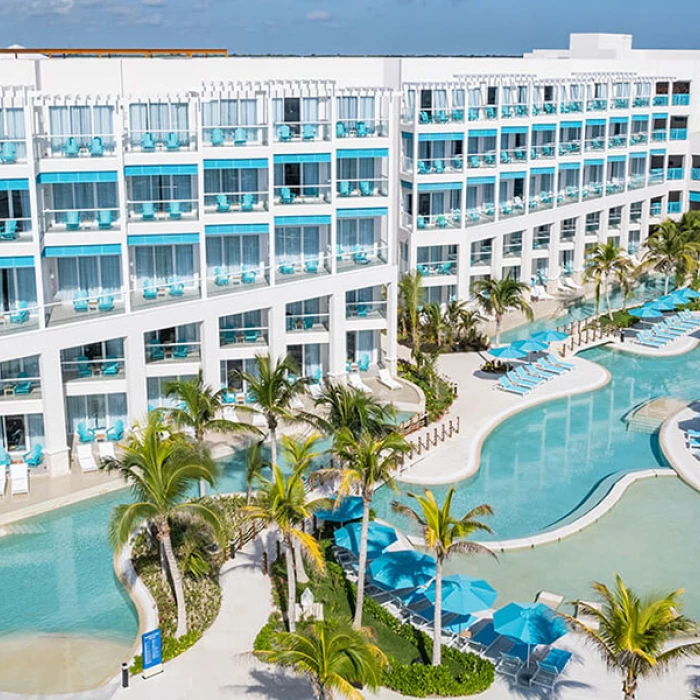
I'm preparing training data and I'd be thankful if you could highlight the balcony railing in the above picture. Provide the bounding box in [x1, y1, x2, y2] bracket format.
[0, 217, 32, 242]
[336, 119, 389, 138]
[584, 223, 600, 236]
[125, 130, 197, 152]
[286, 312, 329, 332]
[672, 94, 691, 106]
[336, 178, 389, 197]
[652, 130, 668, 141]
[273, 186, 331, 205]
[202, 125, 268, 148]
[500, 147, 529, 163]
[608, 135, 628, 148]
[648, 169, 665, 184]
[531, 102, 558, 116]
[500, 104, 529, 119]
[146, 340, 201, 363]
[628, 174, 646, 190]
[414, 211, 462, 230]
[61, 357, 124, 380]
[560, 101, 584, 113]
[650, 202, 663, 216]
[533, 235, 550, 250]
[43, 208, 120, 232]
[612, 98, 630, 110]
[336, 244, 388, 272]
[630, 209, 643, 223]
[0, 375, 41, 398]
[558, 141, 582, 156]
[416, 259, 457, 276]
[276, 254, 331, 280]
[605, 179, 625, 195]
[586, 99, 608, 111]
[38, 134, 116, 159]
[208, 264, 270, 294]
[653, 95, 669, 106]
[667, 168, 684, 180]
[561, 228, 576, 242]
[582, 182, 604, 198]
[633, 97, 651, 108]
[468, 106, 499, 121]
[692, 168, 700, 180]
[45, 290, 126, 327]
[203, 191, 269, 213]
[502, 243, 523, 258]
[273, 121, 331, 142]
[557, 187, 580, 204]
[418, 109, 466, 125]
[219, 325, 268, 347]
[670, 128, 688, 140]
[415, 157, 464, 174]
[346, 300, 387, 318]
[127, 199, 198, 221]
[470, 252, 492, 266]
[500, 199, 526, 217]
[629, 132, 648, 145]
[131, 277, 201, 308]
[530, 145, 556, 159]
[0, 138, 27, 164]
[668, 202, 682, 214]
[529, 191, 555, 210]
[465, 204, 495, 226]
[467, 153, 497, 168]
[584, 138, 606, 151]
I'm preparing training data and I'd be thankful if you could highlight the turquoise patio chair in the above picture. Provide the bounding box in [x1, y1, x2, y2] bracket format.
[142, 202, 156, 220]
[169, 281, 185, 297]
[13, 372, 32, 395]
[452, 156, 463, 169]
[76, 355, 92, 378]
[148, 340, 165, 361]
[358, 356, 370, 372]
[101, 357, 120, 376]
[165, 132, 180, 150]
[417, 215, 427, 229]
[0, 448, 10, 467]
[66, 210, 80, 231]
[356, 121, 368, 137]
[77, 422, 95, 443]
[484, 153, 496, 165]
[280, 187, 295, 204]
[279, 263, 295, 275]
[435, 109, 449, 124]
[356, 303, 369, 317]
[244, 329, 259, 344]
[233, 127, 247, 145]
[1, 142, 17, 163]
[241, 270, 256, 284]
[359, 181, 372, 196]
[452, 109, 465, 121]
[338, 180, 351, 197]
[141, 132, 156, 151]
[304, 259, 319, 274]
[97, 210, 113, 229]
[210, 127, 225, 146]
[302, 124, 317, 140]
[168, 201, 182, 219]
[241, 193, 254, 212]
[469, 156, 481, 169]
[216, 194, 230, 212]
[106, 420, 124, 442]
[90, 136, 104, 156]
[73, 291, 89, 312]
[142, 279, 158, 300]
[437, 215, 447, 228]
[336, 121, 348, 138]
[418, 160, 431, 174]
[214, 267, 229, 287]
[434, 159, 445, 173]
[419, 111, 431, 124]
[23, 444, 43, 467]
[277, 124, 293, 141]
[1, 219, 17, 240]
[172, 340, 189, 359]
[64, 137, 79, 157]
[353, 251, 370, 265]
[98, 296, 115, 312]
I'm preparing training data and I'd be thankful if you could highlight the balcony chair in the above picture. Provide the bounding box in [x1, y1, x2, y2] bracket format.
[101, 357, 120, 376]
[73, 291, 89, 312]
[168, 201, 182, 219]
[468, 108, 479, 121]
[434, 159, 445, 174]
[500, 150, 512, 164]
[9, 301, 29, 324]
[64, 137, 80, 157]
[141, 132, 156, 151]
[142, 202, 156, 220]
[303, 317, 315, 330]
[142, 279, 158, 300]
[356, 121, 368, 137]
[148, 340, 165, 361]
[97, 210, 113, 229]
[302, 124, 317, 140]
[215, 194, 230, 212]
[23, 444, 43, 467]
[356, 303, 370, 317]
[417, 264, 430, 275]
[358, 356, 370, 372]
[90, 137, 104, 157]
[483, 203, 495, 217]
[172, 340, 189, 359]
[484, 153, 496, 165]
[486, 107, 497, 119]
[279, 262, 296, 275]
[1, 220, 17, 240]
[277, 124, 293, 142]
[435, 109, 449, 124]
[353, 251, 370, 265]
[76, 355, 92, 378]
[98, 295, 115, 312]
[13, 372, 32, 395]
[437, 215, 448, 228]
[77, 422, 95, 443]
[165, 132, 180, 150]
[241, 193, 254, 212]
[214, 267, 229, 287]
[1, 142, 17, 163]
[210, 127, 225, 146]
[452, 156, 463, 170]
[469, 156, 481, 169]
[336, 121, 348, 138]
[418, 160, 431, 175]
[241, 269, 257, 284]
[233, 127, 247, 145]
[416, 215, 427, 229]
[304, 259, 319, 274]
[359, 181, 372, 196]
[244, 329, 259, 343]
[338, 180, 351, 197]
[419, 111, 431, 124]
[280, 187, 295, 204]
[106, 420, 124, 442]
[516, 105, 528, 116]
[514, 148, 526, 161]
[169, 281, 185, 297]
[65, 211, 81, 231]
[542, 146, 555, 157]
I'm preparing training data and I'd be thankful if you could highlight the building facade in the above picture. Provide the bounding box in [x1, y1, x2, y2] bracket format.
[0, 33, 698, 475]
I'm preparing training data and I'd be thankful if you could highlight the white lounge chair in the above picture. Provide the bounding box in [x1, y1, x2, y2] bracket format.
[535, 590, 564, 610]
[98, 441, 115, 460]
[575, 600, 603, 631]
[77, 444, 98, 472]
[222, 405, 239, 422]
[308, 383, 323, 400]
[10, 462, 29, 495]
[0, 466, 6, 496]
[377, 368, 402, 391]
[563, 278, 582, 291]
[290, 396, 304, 410]
[348, 373, 372, 395]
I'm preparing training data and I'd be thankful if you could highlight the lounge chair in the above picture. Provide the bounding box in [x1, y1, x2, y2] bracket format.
[535, 590, 565, 610]
[467, 622, 500, 656]
[65, 210, 80, 231]
[538, 358, 567, 375]
[13, 373, 32, 395]
[0, 463, 5, 496]
[241, 193, 254, 212]
[76, 355, 92, 378]
[168, 201, 182, 219]
[0, 448, 10, 468]
[530, 648, 572, 690]
[241, 270, 257, 285]
[90, 136, 104, 156]
[348, 373, 372, 395]
[280, 187, 295, 204]
[277, 124, 293, 142]
[336, 121, 348, 138]
[142, 279, 158, 300]
[304, 260, 319, 274]
[546, 353, 575, 370]
[338, 180, 351, 197]
[527, 363, 555, 380]
[1, 141, 17, 163]
[216, 194, 230, 212]
[73, 291, 89, 313]
[535, 359, 566, 375]
[172, 339, 189, 359]
[1, 219, 17, 240]
[378, 368, 402, 391]
[141, 132, 156, 151]
[165, 132, 180, 150]
[575, 600, 603, 631]
[98, 296, 115, 312]
[496, 643, 529, 678]
[511, 368, 542, 388]
[64, 137, 79, 157]
[233, 127, 247, 145]
[77, 444, 98, 473]
[10, 462, 29, 495]
[498, 376, 529, 396]
[97, 209, 113, 229]
[169, 282, 185, 297]
[23, 444, 43, 467]
[302, 124, 317, 140]
[77, 422, 95, 444]
[106, 419, 124, 442]
[210, 127, 225, 146]
[101, 357, 120, 376]
[356, 122, 368, 137]
[359, 181, 372, 197]
[142, 202, 156, 220]
[637, 333, 666, 348]
[353, 251, 370, 265]
[98, 441, 116, 460]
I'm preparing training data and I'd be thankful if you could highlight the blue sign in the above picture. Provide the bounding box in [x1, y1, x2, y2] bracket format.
[142, 629, 163, 672]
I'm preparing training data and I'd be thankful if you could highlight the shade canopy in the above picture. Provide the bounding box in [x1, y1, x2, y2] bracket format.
[629, 304, 665, 318]
[652, 297, 678, 311]
[316, 496, 364, 523]
[489, 344, 528, 360]
[493, 602, 568, 646]
[530, 330, 569, 343]
[401, 574, 498, 615]
[333, 521, 398, 560]
[368, 550, 436, 591]
[512, 339, 550, 354]
[672, 287, 700, 301]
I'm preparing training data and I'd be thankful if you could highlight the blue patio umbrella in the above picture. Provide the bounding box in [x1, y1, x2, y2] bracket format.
[673, 287, 700, 301]
[489, 344, 528, 360]
[512, 339, 550, 354]
[316, 496, 364, 523]
[629, 304, 664, 318]
[530, 330, 569, 343]
[401, 574, 498, 615]
[652, 297, 679, 311]
[368, 550, 436, 591]
[333, 521, 398, 560]
[494, 602, 568, 665]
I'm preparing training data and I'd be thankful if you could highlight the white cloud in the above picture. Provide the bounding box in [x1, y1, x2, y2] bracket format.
[305, 9, 330, 21]
[105, 3, 165, 26]
[0, 0, 76, 15]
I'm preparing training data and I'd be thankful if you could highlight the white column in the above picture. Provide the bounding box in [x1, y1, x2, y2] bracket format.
[201, 318, 220, 390]
[269, 302, 286, 361]
[40, 348, 70, 475]
[124, 332, 148, 425]
[328, 292, 346, 378]
[385, 281, 398, 373]
[456, 243, 471, 301]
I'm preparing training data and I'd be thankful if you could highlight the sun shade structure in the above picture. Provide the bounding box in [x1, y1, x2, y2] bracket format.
[530, 330, 569, 343]
[316, 496, 364, 523]
[368, 550, 436, 591]
[401, 574, 498, 615]
[512, 339, 549, 354]
[672, 288, 700, 301]
[652, 297, 679, 311]
[333, 521, 398, 560]
[629, 304, 665, 318]
[489, 344, 528, 360]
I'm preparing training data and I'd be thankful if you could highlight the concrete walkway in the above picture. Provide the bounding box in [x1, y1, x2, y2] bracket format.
[660, 402, 700, 491]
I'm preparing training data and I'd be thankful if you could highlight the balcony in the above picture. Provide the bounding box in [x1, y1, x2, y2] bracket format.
[346, 300, 387, 319]
[467, 106, 499, 121]
[38, 134, 116, 159]
[43, 207, 120, 233]
[336, 177, 388, 198]
[0, 374, 41, 401]
[125, 130, 197, 153]
[0, 138, 27, 165]
[531, 102, 558, 116]
[668, 201, 683, 214]
[667, 168, 684, 180]
[44, 290, 126, 327]
[418, 108, 466, 125]
[467, 153, 497, 168]
[203, 125, 268, 148]
[633, 97, 651, 108]
[220, 324, 268, 348]
[416, 259, 457, 276]
[648, 169, 665, 184]
[336, 119, 389, 138]
[146, 339, 201, 364]
[612, 98, 630, 110]
[652, 130, 668, 142]
[0, 217, 32, 243]
[586, 100, 608, 111]
[650, 202, 663, 217]
[204, 191, 268, 214]
[207, 264, 270, 296]
[414, 156, 464, 175]
[628, 174, 646, 190]
[131, 277, 201, 310]
[62, 355, 124, 382]
[607, 135, 628, 149]
[127, 199, 198, 222]
[582, 182, 604, 199]
[692, 168, 700, 181]
[629, 132, 648, 145]
[670, 129, 688, 140]
[336, 244, 388, 273]
[560, 101, 584, 114]
[286, 312, 329, 333]
[500, 104, 529, 119]
[413, 211, 462, 230]
[470, 251, 493, 267]
[605, 180, 625, 195]
[276, 253, 332, 282]
[529, 190, 555, 211]
[499, 198, 526, 218]
[558, 141, 581, 156]
[530, 144, 556, 160]
[672, 94, 691, 106]
[500, 147, 529, 164]
[653, 95, 669, 106]
[273, 121, 331, 143]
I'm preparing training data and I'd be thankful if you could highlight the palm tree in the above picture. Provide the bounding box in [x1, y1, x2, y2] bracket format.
[309, 383, 396, 438]
[420, 301, 449, 351]
[584, 242, 635, 320]
[101, 412, 222, 638]
[243, 461, 327, 632]
[166, 371, 258, 496]
[569, 575, 700, 700]
[643, 219, 700, 294]
[234, 353, 308, 466]
[398, 271, 424, 357]
[392, 488, 494, 666]
[331, 429, 410, 629]
[256, 618, 387, 700]
[471, 275, 534, 346]
[443, 299, 483, 350]
[245, 439, 266, 505]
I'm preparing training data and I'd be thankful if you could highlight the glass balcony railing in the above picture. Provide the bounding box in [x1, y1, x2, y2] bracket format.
[586, 99, 608, 111]
[648, 169, 665, 184]
[273, 121, 331, 142]
[336, 119, 389, 138]
[336, 244, 388, 273]
[207, 264, 270, 295]
[557, 187, 580, 204]
[531, 102, 558, 116]
[0, 375, 41, 399]
[667, 168, 684, 180]
[470, 252, 492, 266]
[499, 199, 526, 217]
[467, 106, 499, 121]
[652, 130, 668, 141]
[145, 341, 201, 363]
[582, 182, 604, 198]
[629, 132, 648, 145]
[692, 168, 700, 181]
[0, 138, 27, 164]
[607, 135, 628, 148]
[670, 128, 688, 140]
[273, 185, 331, 205]
[418, 109, 466, 125]
[560, 101, 584, 113]
[612, 98, 630, 110]
[38, 134, 116, 159]
[219, 325, 268, 347]
[43, 208, 120, 232]
[336, 178, 389, 197]
[0, 217, 32, 242]
[650, 202, 663, 216]
[415, 157, 464, 174]
[125, 130, 197, 152]
[203, 191, 269, 213]
[605, 179, 625, 195]
[530, 145, 556, 159]
[672, 94, 691, 106]
[633, 97, 651, 108]
[500, 104, 529, 119]
[668, 201, 682, 214]
[345, 300, 387, 318]
[61, 357, 124, 381]
[127, 199, 198, 221]
[628, 174, 646, 190]
[44, 290, 126, 327]
[465, 204, 495, 226]
[414, 211, 462, 230]
[529, 191, 555, 210]
[131, 277, 201, 310]
[467, 153, 498, 168]
[558, 141, 582, 156]
[584, 138, 606, 151]
[202, 125, 268, 148]
[276, 254, 331, 281]
[653, 95, 669, 106]
[416, 259, 457, 276]
[500, 147, 529, 163]
[286, 313, 329, 332]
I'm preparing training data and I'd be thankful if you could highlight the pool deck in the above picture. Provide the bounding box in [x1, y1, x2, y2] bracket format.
[660, 401, 700, 492]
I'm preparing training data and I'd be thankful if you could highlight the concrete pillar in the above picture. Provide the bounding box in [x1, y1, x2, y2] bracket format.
[40, 348, 70, 476]
[269, 302, 286, 361]
[124, 332, 148, 425]
[328, 292, 346, 377]
[456, 244, 471, 301]
[385, 281, 398, 373]
[201, 318, 220, 389]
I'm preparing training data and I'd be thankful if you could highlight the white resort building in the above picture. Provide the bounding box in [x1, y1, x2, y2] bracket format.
[0, 32, 698, 475]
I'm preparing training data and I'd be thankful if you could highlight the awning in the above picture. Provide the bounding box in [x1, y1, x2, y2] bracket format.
[273, 153, 331, 164]
[43, 244, 121, 258]
[274, 215, 332, 226]
[205, 224, 268, 236]
[127, 233, 200, 246]
[336, 207, 388, 218]
[38, 171, 118, 184]
[124, 164, 197, 176]
[203, 159, 267, 170]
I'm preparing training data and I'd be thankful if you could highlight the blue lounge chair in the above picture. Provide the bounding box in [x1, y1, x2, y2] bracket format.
[359, 181, 372, 196]
[452, 156, 463, 169]
[510, 369, 541, 388]
[498, 376, 529, 396]
[64, 137, 79, 157]
[142, 202, 156, 220]
[23, 444, 43, 467]
[469, 156, 481, 168]
[76, 355, 92, 378]
[233, 127, 247, 145]
[418, 160, 431, 174]
[1, 219, 17, 240]
[338, 181, 351, 197]
[302, 124, 317, 140]
[13, 372, 32, 395]
[530, 648, 572, 690]
[73, 291, 89, 312]
[142, 279, 158, 300]
[353, 251, 370, 265]
[168, 201, 182, 219]
[165, 132, 180, 150]
[496, 643, 529, 678]
[101, 357, 120, 376]
[304, 260, 319, 274]
[214, 267, 229, 287]
[1, 141, 17, 163]
[65, 210, 80, 231]
[437, 215, 447, 228]
[279, 263, 295, 275]
[419, 110, 431, 124]
[216, 194, 230, 212]
[356, 303, 369, 317]
[241, 193, 254, 212]
[358, 356, 370, 372]
[527, 363, 553, 380]
[106, 420, 124, 442]
[484, 153, 496, 166]
[277, 124, 293, 141]
[536, 359, 566, 375]
[336, 122, 348, 138]
[433, 159, 445, 174]
[356, 121, 368, 137]
[90, 137, 104, 157]
[417, 216, 427, 229]
[546, 354, 575, 370]
[435, 109, 449, 124]
[210, 127, 225, 146]
[452, 109, 465, 121]
[0, 448, 10, 467]
[77, 422, 95, 443]
[244, 330, 259, 344]
[141, 132, 156, 151]
[280, 187, 295, 204]
[97, 210, 113, 229]
[98, 296, 115, 312]
[149, 340, 165, 361]
[172, 340, 189, 359]
[468, 622, 501, 655]
[169, 282, 185, 297]
[241, 270, 256, 284]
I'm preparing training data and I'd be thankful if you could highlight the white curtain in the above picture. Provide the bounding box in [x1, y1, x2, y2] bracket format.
[93, 106, 114, 147]
[302, 98, 319, 125]
[468, 88, 481, 107]
[49, 107, 71, 150]
[453, 89, 465, 108]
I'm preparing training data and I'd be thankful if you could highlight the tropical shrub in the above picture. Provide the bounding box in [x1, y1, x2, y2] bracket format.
[398, 358, 455, 422]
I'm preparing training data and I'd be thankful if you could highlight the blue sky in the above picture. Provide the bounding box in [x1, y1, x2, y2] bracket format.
[0, 0, 699, 55]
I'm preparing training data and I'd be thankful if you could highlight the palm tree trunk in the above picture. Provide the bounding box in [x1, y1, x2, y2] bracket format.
[353, 498, 372, 629]
[159, 520, 188, 638]
[605, 277, 613, 321]
[197, 427, 206, 498]
[495, 316, 502, 346]
[294, 538, 309, 584]
[665, 273, 670, 296]
[623, 668, 637, 699]
[432, 557, 443, 666]
[284, 534, 297, 632]
[269, 423, 277, 466]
